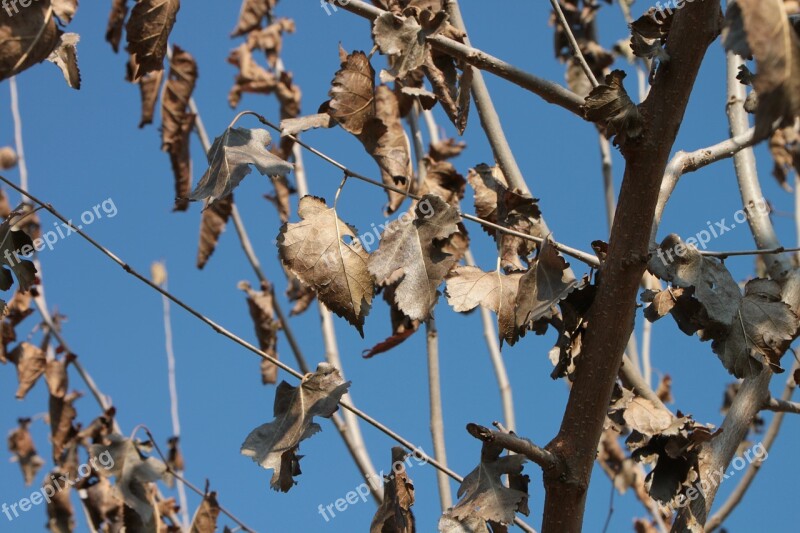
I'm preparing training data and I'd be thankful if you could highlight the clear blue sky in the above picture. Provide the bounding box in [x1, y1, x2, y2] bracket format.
[1, 1, 798, 532]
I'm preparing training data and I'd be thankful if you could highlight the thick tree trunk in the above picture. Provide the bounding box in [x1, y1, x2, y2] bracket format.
[540, 2, 724, 531]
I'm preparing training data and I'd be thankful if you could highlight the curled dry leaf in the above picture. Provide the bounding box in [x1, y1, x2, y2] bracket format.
[188, 127, 293, 205]
[0, 211, 37, 311]
[106, 0, 129, 53]
[468, 164, 542, 272]
[630, 9, 672, 62]
[369, 195, 461, 322]
[239, 280, 280, 384]
[46, 32, 81, 89]
[280, 113, 334, 137]
[50, 390, 80, 463]
[278, 196, 374, 335]
[429, 138, 466, 161]
[196, 194, 233, 269]
[440, 424, 529, 531]
[372, 9, 447, 80]
[583, 70, 643, 146]
[328, 49, 376, 135]
[8, 342, 46, 399]
[241, 362, 350, 492]
[164, 436, 184, 489]
[769, 124, 800, 189]
[370, 447, 416, 533]
[44, 468, 76, 532]
[190, 491, 221, 533]
[363, 284, 420, 358]
[445, 266, 523, 346]
[231, 0, 277, 37]
[227, 43, 278, 108]
[723, 0, 800, 137]
[0, 1, 61, 82]
[712, 278, 799, 377]
[128, 62, 163, 129]
[7, 418, 45, 485]
[416, 158, 465, 208]
[126, 0, 181, 81]
[90, 434, 169, 522]
[422, 23, 471, 134]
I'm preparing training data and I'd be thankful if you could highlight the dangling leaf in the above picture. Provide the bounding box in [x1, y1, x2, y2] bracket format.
[126, 0, 181, 81]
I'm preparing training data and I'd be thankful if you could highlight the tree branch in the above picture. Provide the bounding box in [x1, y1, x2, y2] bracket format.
[426, 315, 453, 511]
[466, 423, 562, 475]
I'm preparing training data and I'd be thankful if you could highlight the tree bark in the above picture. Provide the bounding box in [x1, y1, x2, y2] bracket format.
[540, 2, 724, 531]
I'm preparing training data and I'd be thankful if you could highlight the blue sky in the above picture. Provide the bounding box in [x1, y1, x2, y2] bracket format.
[0, 1, 798, 532]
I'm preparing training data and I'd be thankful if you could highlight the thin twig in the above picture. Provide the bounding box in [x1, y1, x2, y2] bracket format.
[469, 423, 561, 474]
[425, 314, 453, 511]
[598, 134, 615, 232]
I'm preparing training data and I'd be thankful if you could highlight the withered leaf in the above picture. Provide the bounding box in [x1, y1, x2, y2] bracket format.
[239, 280, 280, 384]
[90, 435, 169, 522]
[231, 0, 277, 37]
[280, 113, 334, 137]
[723, 0, 800, 137]
[369, 194, 461, 321]
[190, 491, 221, 533]
[370, 447, 416, 533]
[363, 284, 420, 358]
[429, 138, 466, 161]
[241, 363, 350, 491]
[52, 0, 78, 24]
[422, 23, 471, 134]
[76, 474, 122, 531]
[50, 390, 80, 463]
[8, 342, 46, 399]
[132, 67, 163, 128]
[188, 127, 293, 205]
[417, 158, 465, 208]
[769, 125, 800, 188]
[630, 9, 672, 61]
[45, 354, 71, 399]
[227, 43, 278, 107]
[7, 418, 45, 485]
[328, 49, 375, 135]
[445, 266, 523, 346]
[196, 194, 233, 269]
[106, 0, 129, 53]
[46, 32, 81, 90]
[44, 468, 76, 532]
[583, 70, 643, 146]
[515, 238, 579, 330]
[608, 389, 674, 436]
[0, 2, 61, 82]
[712, 278, 799, 377]
[126, 0, 181, 81]
[278, 196, 373, 334]
[372, 10, 447, 80]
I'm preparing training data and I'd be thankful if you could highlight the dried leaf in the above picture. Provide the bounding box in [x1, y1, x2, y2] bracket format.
[280, 113, 334, 136]
[370, 447, 416, 533]
[769, 125, 800, 188]
[7, 418, 45, 485]
[429, 138, 465, 161]
[188, 127, 292, 205]
[515, 238, 579, 330]
[583, 70, 643, 146]
[246, 17, 295, 68]
[8, 342, 46, 399]
[231, 0, 277, 37]
[227, 43, 278, 107]
[106, 0, 129, 52]
[630, 10, 672, 61]
[190, 491, 220, 533]
[239, 280, 280, 384]
[417, 158, 465, 208]
[126, 0, 181, 81]
[46, 32, 81, 89]
[278, 196, 374, 335]
[50, 390, 80, 463]
[241, 363, 350, 491]
[445, 266, 523, 346]
[196, 194, 233, 269]
[44, 468, 76, 532]
[372, 10, 447, 79]
[369, 195, 461, 321]
[328, 49, 376, 135]
[133, 68, 164, 128]
[0, 1, 61, 82]
[712, 278, 799, 377]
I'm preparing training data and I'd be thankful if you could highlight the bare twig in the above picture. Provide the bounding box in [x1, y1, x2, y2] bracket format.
[468, 422, 561, 474]
[763, 397, 800, 415]
[426, 315, 453, 511]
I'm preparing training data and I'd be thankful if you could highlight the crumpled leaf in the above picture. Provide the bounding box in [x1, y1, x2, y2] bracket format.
[162, 45, 198, 211]
[239, 280, 281, 384]
[372, 9, 447, 80]
[164, 436, 184, 489]
[0, 0, 61, 82]
[363, 284, 420, 358]
[76, 474, 123, 532]
[231, 0, 277, 37]
[90, 435, 169, 522]
[328, 49, 375, 135]
[515, 238, 580, 331]
[723, 0, 800, 137]
[608, 388, 674, 436]
[246, 17, 294, 68]
[106, 0, 129, 53]
[49, 390, 80, 464]
[429, 137, 466, 161]
[280, 113, 334, 137]
[241, 362, 350, 491]
[196, 194, 233, 269]
[630, 9, 672, 62]
[370, 447, 416, 533]
[712, 278, 799, 377]
[445, 266, 523, 346]
[769, 124, 800, 188]
[8, 342, 46, 399]
[188, 127, 293, 205]
[46, 32, 81, 89]
[227, 43, 278, 107]
[468, 164, 543, 272]
[548, 277, 596, 380]
[190, 491, 221, 533]
[126, 0, 181, 81]
[44, 468, 76, 532]
[126, 59, 163, 128]
[369, 194, 461, 321]
[440, 424, 528, 530]
[416, 158, 465, 208]
[7, 417, 45, 485]
[278, 196, 374, 335]
[421, 22, 471, 134]
[583, 70, 643, 146]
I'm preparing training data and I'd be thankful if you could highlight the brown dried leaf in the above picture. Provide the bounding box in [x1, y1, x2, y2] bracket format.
[133, 68, 164, 129]
[0, 1, 61, 82]
[227, 43, 278, 107]
[106, 0, 129, 53]
[583, 70, 643, 146]
[278, 196, 374, 335]
[769, 124, 800, 188]
[515, 238, 579, 330]
[196, 194, 233, 269]
[8, 342, 46, 399]
[46, 32, 81, 89]
[241, 363, 350, 491]
[445, 266, 523, 346]
[370, 447, 416, 533]
[328, 49, 375, 135]
[369, 195, 461, 321]
[8, 418, 45, 485]
[44, 468, 76, 532]
[280, 113, 334, 136]
[126, 0, 181, 81]
[162, 46, 197, 211]
[190, 491, 220, 533]
[429, 138, 465, 161]
[372, 10, 447, 80]
[50, 390, 80, 464]
[231, 0, 277, 37]
[239, 280, 280, 384]
[246, 17, 295, 68]
[417, 158, 465, 208]
[630, 9, 672, 61]
[188, 127, 292, 205]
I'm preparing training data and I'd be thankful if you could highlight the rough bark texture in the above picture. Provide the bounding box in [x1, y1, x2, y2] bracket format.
[540, 2, 724, 531]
